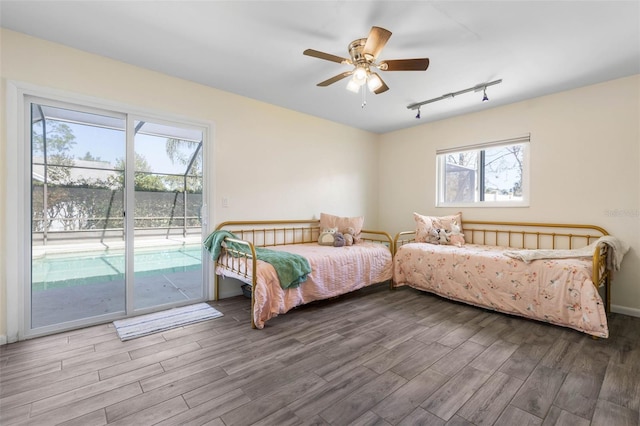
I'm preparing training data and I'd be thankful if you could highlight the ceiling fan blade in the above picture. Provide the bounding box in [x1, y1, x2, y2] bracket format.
[303, 49, 350, 64]
[371, 72, 389, 94]
[362, 26, 392, 60]
[380, 58, 430, 71]
[317, 71, 353, 86]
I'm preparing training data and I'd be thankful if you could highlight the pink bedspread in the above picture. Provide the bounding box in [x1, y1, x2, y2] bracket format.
[216, 242, 393, 328]
[393, 243, 609, 337]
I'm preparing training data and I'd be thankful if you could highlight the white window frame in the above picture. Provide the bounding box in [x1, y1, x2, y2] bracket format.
[436, 135, 530, 208]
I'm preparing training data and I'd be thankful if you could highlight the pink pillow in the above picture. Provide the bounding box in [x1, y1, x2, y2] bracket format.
[320, 213, 364, 242]
[414, 212, 465, 245]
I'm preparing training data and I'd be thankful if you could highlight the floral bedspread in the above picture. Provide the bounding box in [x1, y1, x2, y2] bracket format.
[393, 243, 608, 337]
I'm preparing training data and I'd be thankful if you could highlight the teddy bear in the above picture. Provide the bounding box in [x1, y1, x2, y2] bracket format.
[342, 226, 355, 246]
[425, 227, 441, 245]
[426, 227, 450, 245]
[435, 228, 451, 245]
[333, 231, 346, 247]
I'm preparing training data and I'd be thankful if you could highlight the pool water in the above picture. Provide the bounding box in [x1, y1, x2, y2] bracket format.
[32, 245, 202, 290]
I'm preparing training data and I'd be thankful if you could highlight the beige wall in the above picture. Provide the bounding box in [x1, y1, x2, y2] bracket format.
[0, 29, 380, 341]
[378, 74, 640, 315]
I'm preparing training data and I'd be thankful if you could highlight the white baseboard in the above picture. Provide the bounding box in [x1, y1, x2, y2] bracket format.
[611, 304, 640, 318]
[0, 335, 7, 346]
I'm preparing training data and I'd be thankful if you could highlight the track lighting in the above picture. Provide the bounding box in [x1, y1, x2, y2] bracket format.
[407, 79, 502, 116]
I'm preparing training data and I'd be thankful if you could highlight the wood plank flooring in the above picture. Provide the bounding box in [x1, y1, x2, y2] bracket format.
[1, 284, 639, 425]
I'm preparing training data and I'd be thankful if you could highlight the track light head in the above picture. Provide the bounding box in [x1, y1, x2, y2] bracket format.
[415, 108, 421, 119]
[482, 88, 489, 102]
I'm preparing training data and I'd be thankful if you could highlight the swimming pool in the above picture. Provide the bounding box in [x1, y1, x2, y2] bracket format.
[32, 244, 203, 290]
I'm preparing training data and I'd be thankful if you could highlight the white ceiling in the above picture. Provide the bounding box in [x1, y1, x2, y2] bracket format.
[2, 1, 639, 134]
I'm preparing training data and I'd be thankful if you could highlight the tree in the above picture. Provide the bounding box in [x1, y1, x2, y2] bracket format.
[109, 153, 166, 192]
[484, 145, 523, 196]
[80, 151, 102, 161]
[32, 120, 77, 184]
[165, 138, 203, 193]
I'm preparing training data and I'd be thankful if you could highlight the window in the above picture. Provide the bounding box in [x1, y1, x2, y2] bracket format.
[436, 135, 530, 207]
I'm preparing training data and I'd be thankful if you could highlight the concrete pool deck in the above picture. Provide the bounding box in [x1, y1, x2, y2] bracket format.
[31, 269, 203, 328]
[29, 236, 206, 329]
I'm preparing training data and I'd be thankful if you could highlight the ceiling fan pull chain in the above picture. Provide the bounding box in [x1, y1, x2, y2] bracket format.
[361, 86, 367, 108]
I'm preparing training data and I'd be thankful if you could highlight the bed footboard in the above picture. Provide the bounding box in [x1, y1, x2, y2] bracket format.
[394, 220, 612, 312]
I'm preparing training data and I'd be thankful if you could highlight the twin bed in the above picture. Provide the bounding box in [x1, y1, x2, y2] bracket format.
[206, 219, 393, 329]
[393, 218, 621, 338]
[205, 216, 623, 337]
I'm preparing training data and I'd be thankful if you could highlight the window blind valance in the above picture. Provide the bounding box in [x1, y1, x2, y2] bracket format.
[436, 134, 530, 155]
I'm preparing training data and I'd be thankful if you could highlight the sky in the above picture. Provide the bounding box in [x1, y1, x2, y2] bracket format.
[66, 121, 200, 176]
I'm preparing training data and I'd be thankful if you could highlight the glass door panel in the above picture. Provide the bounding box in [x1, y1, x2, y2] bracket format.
[30, 102, 126, 328]
[132, 120, 204, 310]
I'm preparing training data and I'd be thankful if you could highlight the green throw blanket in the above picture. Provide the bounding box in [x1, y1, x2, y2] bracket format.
[203, 230, 312, 290]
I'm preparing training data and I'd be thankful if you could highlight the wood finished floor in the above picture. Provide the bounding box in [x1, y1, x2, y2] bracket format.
[1, 284, 639, 426]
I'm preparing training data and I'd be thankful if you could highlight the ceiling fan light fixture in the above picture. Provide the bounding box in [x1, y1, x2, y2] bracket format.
[367, 73, 383, 92]
[353, 67, 369, 86]
[346, 78, 361, 93]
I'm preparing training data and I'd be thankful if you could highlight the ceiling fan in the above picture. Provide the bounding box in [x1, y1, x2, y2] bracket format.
[303, 26, 430, 95]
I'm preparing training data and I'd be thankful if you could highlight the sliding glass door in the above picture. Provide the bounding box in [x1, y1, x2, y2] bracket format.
[30, 101, 127, 329]
[28, 97, 206, 335]
[132, 120, 204, 310]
